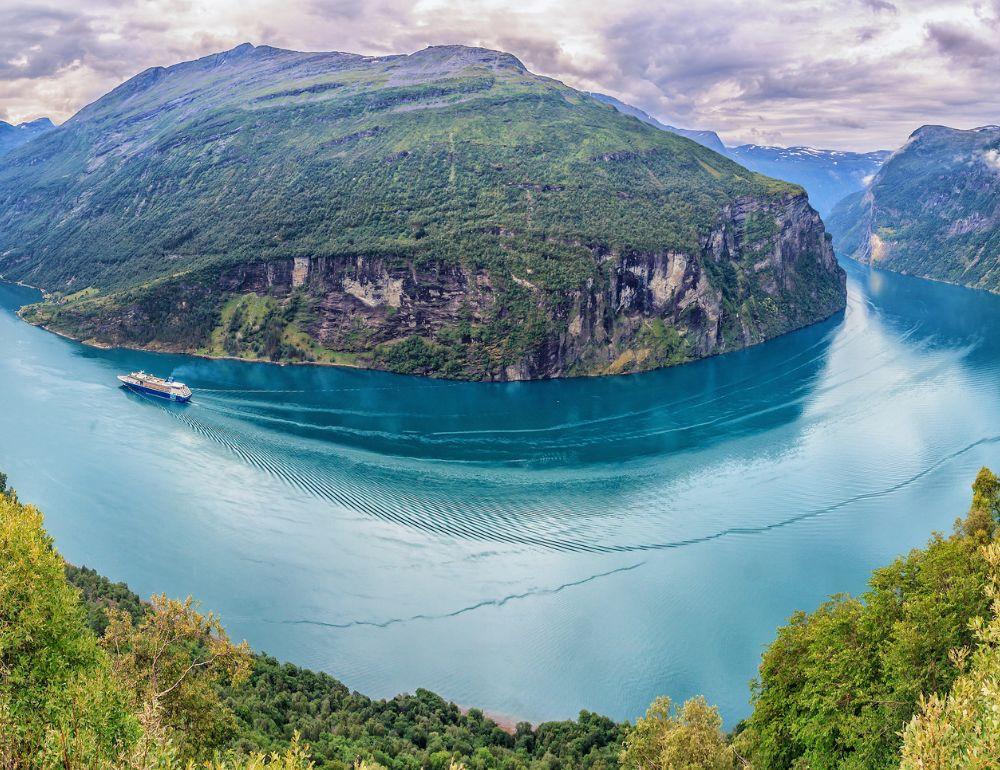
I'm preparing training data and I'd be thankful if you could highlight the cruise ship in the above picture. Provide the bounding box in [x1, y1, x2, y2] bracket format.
[117, 371, 192, 402]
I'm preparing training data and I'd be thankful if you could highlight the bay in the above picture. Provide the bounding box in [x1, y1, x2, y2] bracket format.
[1, 258, 998, 725]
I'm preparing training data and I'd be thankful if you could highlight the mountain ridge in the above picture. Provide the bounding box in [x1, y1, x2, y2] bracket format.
[827, 123, 999, 293]
[589, 93, 890, 215]
[0, 116, 55, 157]
[588, 92, 727, 153]
[1, 43, 845, 380]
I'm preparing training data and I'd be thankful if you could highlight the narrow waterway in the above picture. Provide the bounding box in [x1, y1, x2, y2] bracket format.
[1, 259, 997, 725]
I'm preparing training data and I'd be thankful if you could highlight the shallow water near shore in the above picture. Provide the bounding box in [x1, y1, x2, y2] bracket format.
[2, 259, 999, 726]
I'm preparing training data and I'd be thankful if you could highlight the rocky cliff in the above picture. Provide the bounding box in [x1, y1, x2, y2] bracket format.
[827, 125, 1000, 293]
[4, 44, 845, 380]
[23, 191, 841, 380]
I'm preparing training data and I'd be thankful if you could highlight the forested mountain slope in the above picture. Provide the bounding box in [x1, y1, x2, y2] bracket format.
[590, 94, 889, 216]
[0, 43, 844, 380]
[828, 125, 1000, 293]
[588, 93, 727, 153]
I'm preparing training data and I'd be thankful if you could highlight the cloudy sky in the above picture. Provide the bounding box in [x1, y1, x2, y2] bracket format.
[1, 0, 997, 150]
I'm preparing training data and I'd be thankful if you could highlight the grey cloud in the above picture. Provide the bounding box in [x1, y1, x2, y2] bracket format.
[308, 0, 370, 22]
[0, 6, 94, 78]
[925, 21, 999, 66]
[828, 116, 868, 129]
[2, 0, 1000, 151]
[572, 0, 1000, 149]
[859, 0, 898, 12]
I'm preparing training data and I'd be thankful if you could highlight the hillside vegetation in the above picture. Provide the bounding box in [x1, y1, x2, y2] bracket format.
[0, 44, 844, 380]
[1, 467, 997, 768]
[589, 94, 889, 217]
[828, 124, 1000, 293]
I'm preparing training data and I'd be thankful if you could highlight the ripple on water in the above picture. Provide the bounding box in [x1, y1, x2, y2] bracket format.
[1, 263, 999, 725]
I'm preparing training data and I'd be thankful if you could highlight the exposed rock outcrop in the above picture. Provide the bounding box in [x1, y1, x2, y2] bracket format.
[28, 191, 842, 380]
[827, 124, 1000, 293]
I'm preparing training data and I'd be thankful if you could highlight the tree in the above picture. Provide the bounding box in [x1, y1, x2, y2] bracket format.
[620, 697, 734, 770]
[0, 470, 17, 502]
[899, 542, 1000, 770]
[0, 494, 138, 768]
[736, 468, 999, 769]
[102, 594, 253, 762]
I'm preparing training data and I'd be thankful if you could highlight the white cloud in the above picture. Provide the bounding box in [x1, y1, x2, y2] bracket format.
[1, 0, 999, 151]
[983, 149, 1000, 172]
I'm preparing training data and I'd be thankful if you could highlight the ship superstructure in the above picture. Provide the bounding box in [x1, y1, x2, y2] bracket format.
[117, 371, 192, 402]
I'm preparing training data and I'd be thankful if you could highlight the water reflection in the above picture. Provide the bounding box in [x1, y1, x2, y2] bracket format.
[1, 261, 998, 725]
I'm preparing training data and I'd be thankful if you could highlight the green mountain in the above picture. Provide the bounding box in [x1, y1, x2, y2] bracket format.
[0, 44, 844, 380]
[828, 125, 1000, 293]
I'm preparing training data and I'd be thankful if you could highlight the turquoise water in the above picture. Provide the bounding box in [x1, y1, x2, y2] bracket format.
[1, 260, 998, 726]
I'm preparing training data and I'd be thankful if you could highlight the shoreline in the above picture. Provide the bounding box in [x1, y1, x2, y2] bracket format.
[459, 705, 524, 734]
[9, 293, 850, 384]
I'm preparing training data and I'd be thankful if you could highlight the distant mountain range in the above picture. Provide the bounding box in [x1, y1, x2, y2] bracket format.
[724, 144, 890, 217]
[1, 43, 844, 380]
[591, 94, 890, 216]
[0, 117, 55, 157]
[827, 125, 1000, 293]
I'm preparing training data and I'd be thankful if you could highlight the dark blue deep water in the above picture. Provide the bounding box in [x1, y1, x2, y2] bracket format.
[1, 259, 998, 726]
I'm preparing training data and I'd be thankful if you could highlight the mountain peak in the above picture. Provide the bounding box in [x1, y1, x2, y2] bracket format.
[408, 44, 527, 72]
[18, 117, 54, 130]
[0, 114, 56, 157]
[908, 124, 958, 141]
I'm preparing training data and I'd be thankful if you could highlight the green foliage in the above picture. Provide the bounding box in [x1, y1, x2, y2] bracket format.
[0, 494, 139, 768]
[215, 654, 625, 769]
[899, 542, 1000, 769]
[10, 464, 1000, 769]
[60, 540, 627, 770]
[65, 563, 147, 635]
[102, 594, 254, 760]
[372, 335, 465, 378]
[0, 44, 841, 379]
[0, 482, 302, 769]
[828, 125, 1000, 293]
[619, 697, 734, 770]
[742, 211, 780, 250]
[635, 319, 691, 368]
[205, 293, 301, 362]
[736, 468, 1000, 769]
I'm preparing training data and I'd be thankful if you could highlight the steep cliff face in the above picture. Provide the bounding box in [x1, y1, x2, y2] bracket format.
[23, 191, 841, 380]
[827, 125, 1000, 293]
[5, 43, 845, 380]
